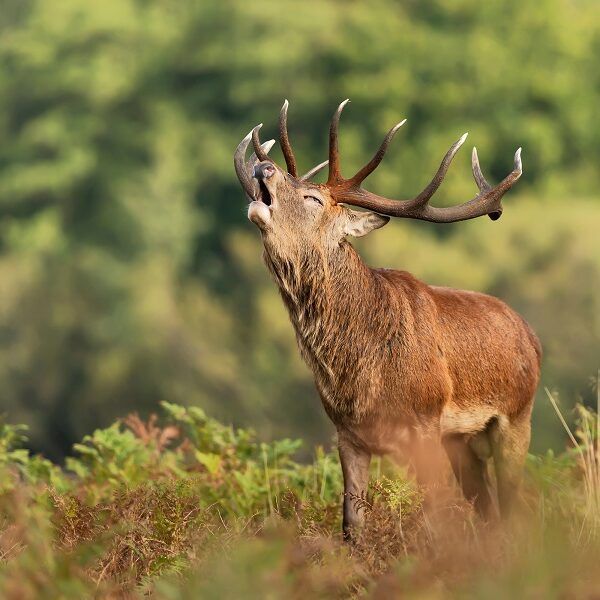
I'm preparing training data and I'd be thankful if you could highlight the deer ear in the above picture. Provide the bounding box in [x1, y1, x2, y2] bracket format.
[343, 209, 390, 238]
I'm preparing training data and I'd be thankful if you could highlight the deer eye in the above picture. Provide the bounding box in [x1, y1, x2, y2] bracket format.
[304, 195, 323, 206]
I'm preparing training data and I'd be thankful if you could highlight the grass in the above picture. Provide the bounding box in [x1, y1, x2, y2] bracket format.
[0, 389, 598, 599]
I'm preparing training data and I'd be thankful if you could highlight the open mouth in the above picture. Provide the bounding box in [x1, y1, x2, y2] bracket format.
[257, 180, 272, 206]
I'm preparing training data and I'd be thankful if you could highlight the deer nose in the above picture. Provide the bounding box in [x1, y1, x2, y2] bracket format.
[253, 161, 276, 180]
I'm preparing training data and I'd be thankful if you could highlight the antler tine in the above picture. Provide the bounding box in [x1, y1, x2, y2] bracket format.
[249, 139, 276, 169]
[407, 132, 469, 209]
[473, 146, 522, 220]
[327, 99, 350, 184]
[348, 119, 407, 186]
[300, 160, 329, 182]
[234, 131, 256, 199]
[279, 100, 298, 177]
[471, 147, 491, 192]
[251, 124, 270, 162]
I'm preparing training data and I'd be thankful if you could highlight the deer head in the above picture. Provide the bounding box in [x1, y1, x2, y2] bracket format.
[234, 100, 522, 259]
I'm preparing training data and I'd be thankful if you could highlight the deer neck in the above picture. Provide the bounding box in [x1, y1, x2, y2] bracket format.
[263, 240, 389, 408]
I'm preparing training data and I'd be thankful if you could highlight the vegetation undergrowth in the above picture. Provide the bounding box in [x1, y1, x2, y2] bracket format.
[0, 392, 599, 599]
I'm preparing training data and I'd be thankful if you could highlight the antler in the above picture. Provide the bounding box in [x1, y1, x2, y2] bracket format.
[235, 101, 329, 195]
[299, 160, 329, 182]
[278, 100, 329, 180]
[234, 129, 275, 201]
[279, 99, 298, 177]
[326, 101, 522, 222]
[234, 124, 329, 200]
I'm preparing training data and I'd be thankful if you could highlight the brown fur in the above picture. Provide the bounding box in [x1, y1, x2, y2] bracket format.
[241, 159, 541, 538]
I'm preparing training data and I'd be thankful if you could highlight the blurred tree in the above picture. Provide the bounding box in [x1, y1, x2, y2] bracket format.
[0, 0, 598, 458]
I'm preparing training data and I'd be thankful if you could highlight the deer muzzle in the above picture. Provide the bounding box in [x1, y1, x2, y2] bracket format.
[248, 161, 275, 228]
[253, 161, 276, 180]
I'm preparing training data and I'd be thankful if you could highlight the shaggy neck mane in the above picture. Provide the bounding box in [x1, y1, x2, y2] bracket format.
[263, 239, 405, 415]
[263, 240, 371, 329]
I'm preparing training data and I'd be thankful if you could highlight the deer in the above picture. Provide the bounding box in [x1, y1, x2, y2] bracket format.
[233, 100, 541, 539]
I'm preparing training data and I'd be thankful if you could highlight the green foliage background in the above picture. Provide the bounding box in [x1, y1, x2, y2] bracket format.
[0, 0, 598, 458]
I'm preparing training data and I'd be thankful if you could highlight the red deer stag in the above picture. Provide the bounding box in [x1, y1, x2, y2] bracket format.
[233, 101, 541, 538]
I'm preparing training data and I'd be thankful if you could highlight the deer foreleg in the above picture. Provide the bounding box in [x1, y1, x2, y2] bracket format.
[338, 434, 371, 541]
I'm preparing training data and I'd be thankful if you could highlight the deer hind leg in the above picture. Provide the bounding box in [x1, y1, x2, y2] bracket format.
[442, 433, 495, 519]
[489, 412, 531, 518]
